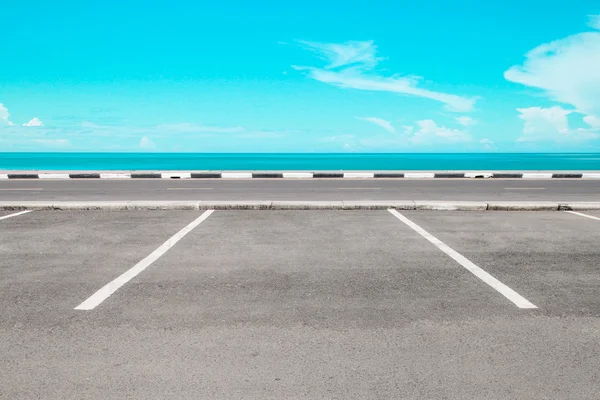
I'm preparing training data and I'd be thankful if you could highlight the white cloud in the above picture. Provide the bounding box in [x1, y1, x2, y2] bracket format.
[583, 115, 600, 128]
[480, 138, 495, 149]
[139, 136, 156, 149]
[516, 106, 599, 142]
[300, 40, 381, 69]
[0, 103, 14, 126]
[455, 116, 476, 126]
[402, 125, 414, 135]
[296, 41, 476, 112]
[505, 29, 600, 117]
[23, 117, 44, 127]
[589, 15, 600, 30]
[355, 116, 396, 133]
[410, 119, 471, 144]
[518, 106, 571, 135]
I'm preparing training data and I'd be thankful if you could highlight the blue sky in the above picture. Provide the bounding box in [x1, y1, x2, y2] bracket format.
[1, 0, 600, 152]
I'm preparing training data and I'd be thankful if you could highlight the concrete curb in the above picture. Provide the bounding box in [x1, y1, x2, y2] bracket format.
[2, 171, 600, 180]
[2, 201, 600, 211]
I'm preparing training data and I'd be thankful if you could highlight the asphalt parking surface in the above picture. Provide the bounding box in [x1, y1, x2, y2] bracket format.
[1, 210, 600, 399]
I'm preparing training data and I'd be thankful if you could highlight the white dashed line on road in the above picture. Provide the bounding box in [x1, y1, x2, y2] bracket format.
[167, 188, 214, 190]
[336, 187, 382, 190]
[387, 209, 537, 309]
[0, 210, 33, 221]
[504, 188, 545, 190]
[75, 210, 215, 310]
[565, 211, 600, 221]
[0, 188, 43, 191]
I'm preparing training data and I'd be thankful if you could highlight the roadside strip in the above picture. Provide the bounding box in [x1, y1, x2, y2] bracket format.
[2, 171, 600, 180]
[2, 201, 600, 211]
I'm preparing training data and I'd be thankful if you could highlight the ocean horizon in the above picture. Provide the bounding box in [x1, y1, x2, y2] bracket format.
[1, 153, 600, 171]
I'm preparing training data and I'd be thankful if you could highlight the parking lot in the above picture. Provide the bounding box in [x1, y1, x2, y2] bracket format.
[2, 209, 600, 399]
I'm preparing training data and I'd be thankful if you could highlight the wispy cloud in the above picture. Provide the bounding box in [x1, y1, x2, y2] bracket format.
[584, 115, 600, 128]
[480, 138, 495, 150]
[410, 119, 471, 144]
[139, 136, 156, 150]
[295, 40, 476, 112]
[0, 103, 14, 126]
[355, 116, 396, 133]
[455, 116, 476, 126]
[505, 22, 600, 121]
[589, 14, 600, 30]
[23, 117, 44, 127]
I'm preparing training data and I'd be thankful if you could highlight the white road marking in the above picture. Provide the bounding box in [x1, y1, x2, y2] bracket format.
[222, 172, 253, 179]
[0, 188, 43, 191]
[337, 187, 381, 190]
[39, 173, 70, 179]
[167, 187, 213, 190]
[582, 173, 600, 179]
[465, 172, 493, 178]
[75, 210, 214, 310]
[565, 211, 600, 221]
[283, 172, 313, 178]
[405, 172, 435, 179]
[0, 210, 33, 221]
[100, 173, 131, 179]
[344, 172, 375, 178]
[387, 209, 537, 309]
[161, 172, 191, 179]
[504, 187, 545, 190]
[522, 173, 552, 179]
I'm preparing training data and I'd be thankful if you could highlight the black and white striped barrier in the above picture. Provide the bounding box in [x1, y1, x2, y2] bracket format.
[1, 171, 600, 179]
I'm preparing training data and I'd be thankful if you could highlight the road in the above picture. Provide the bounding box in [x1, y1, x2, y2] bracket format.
[0, 178, 599, 201]
[2, 209, 600, 399]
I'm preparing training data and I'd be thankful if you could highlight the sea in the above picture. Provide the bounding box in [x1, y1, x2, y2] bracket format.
[1, 153, 600, 171]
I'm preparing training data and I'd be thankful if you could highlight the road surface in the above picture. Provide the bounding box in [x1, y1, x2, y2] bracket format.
[0, 178, 599, 201]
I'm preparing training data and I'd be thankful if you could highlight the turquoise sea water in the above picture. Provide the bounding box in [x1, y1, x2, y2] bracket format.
[1, 153, 600, 171]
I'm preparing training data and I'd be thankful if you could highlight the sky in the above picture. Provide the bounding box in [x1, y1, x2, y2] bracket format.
[1, 0, 600, 153]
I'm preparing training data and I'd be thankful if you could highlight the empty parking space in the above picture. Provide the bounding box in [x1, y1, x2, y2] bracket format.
[2, 210, 600, 399]
[98, 211, 516, 328]
[403, 211, 600, 316]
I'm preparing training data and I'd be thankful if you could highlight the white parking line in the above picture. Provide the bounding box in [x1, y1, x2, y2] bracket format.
[0, 210, 33, 221]
[75, 210, 214, 310]
[565, 211, 600, 221]
[387, 209, 537, 309]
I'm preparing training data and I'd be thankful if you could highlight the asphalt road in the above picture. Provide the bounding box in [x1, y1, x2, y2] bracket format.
[0, 178, 599, 201]
[1, 209, 600, 399]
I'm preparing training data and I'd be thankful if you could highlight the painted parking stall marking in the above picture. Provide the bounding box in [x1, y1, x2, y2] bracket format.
[75, 210, 214, 310]
[0, 210, 33, 221]
[388, 209, 537, 309]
